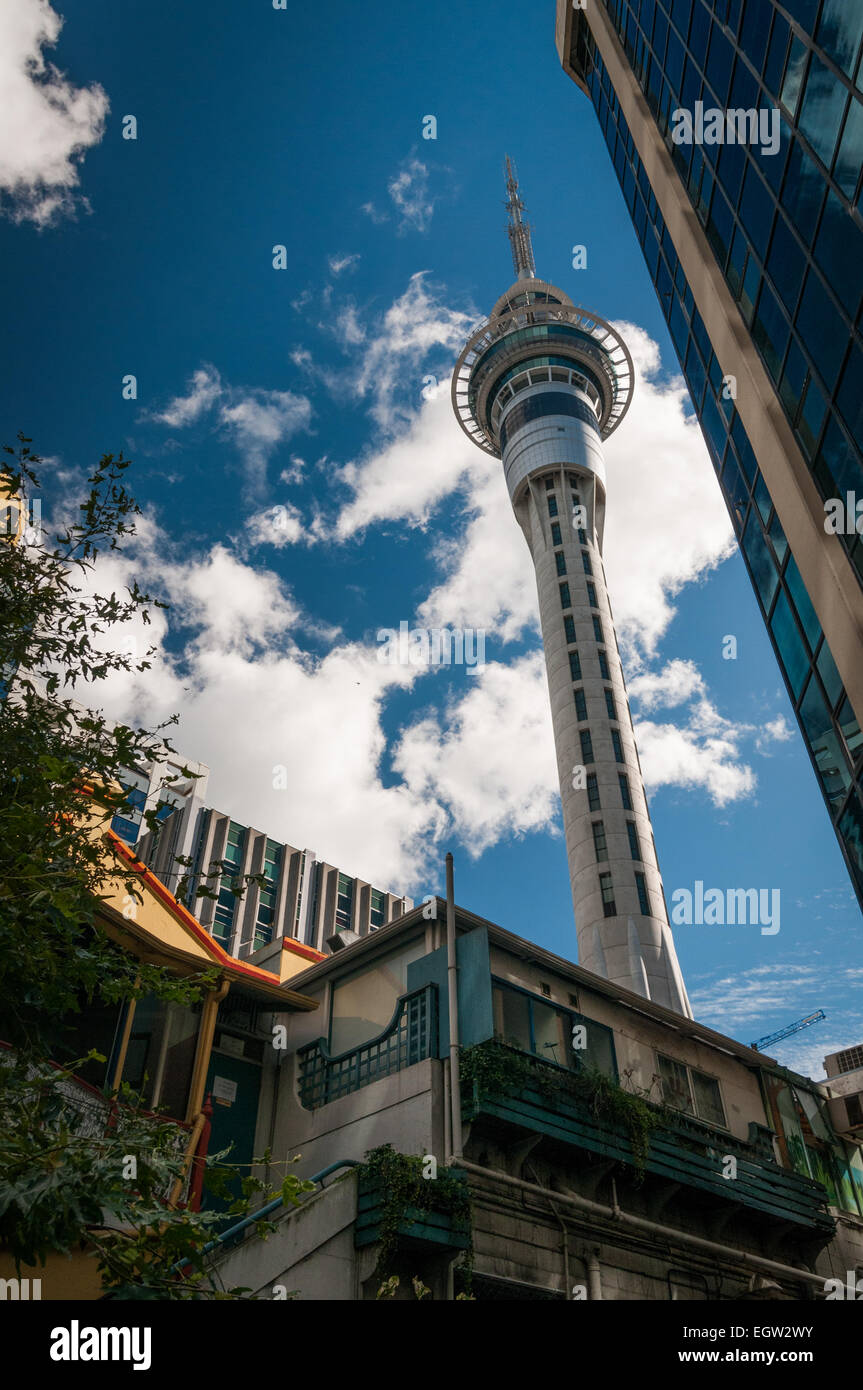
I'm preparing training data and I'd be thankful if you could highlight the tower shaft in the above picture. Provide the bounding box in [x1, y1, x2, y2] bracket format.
[452, 166, 691, 1017]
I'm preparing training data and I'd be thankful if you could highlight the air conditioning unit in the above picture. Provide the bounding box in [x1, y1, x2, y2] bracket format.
[327, 928, 360, 952]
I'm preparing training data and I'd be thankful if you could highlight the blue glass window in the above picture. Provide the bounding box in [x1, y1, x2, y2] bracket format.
[580, 729, 594, 764]
[799, 52, 848, 169]
[763, 14, 790, 96]
[817, 640, 844, 709]
[627, 821, 642, 861]
[569, 649, 582, 681]
[780, 138, 824, 240]
[767, 215, 805, 314]
[770, 589, 810, 698]
[575, 688, 588, 721]
[798, 374, 827, 459]
[837, 343, 863, 444]
[635, 871, 651, 916]
[598, 649, 611, 680]
[785, 556, 822, 652]
[619, 772, 633, 810]
[753, 280, 789, 383]
[815, 0, 863, 81]
[742, 512, 780, 613]
[555, 550, 567, 576]
[834, 99, 863, 199]
[612, 730, 625, 764]
[560, 582, 571, 610]
[796, 270, 849, 390]
[779, 336, 808, 420]
[815, 190, 863, 317]
[739, 163, 775, 246]
[705, 25, 734, 105]
[564, 614, 577, 644]
[780, 36, 808, 119]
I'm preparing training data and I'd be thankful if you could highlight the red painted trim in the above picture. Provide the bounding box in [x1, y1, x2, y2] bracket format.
[281, 936, 325, 963]
[105, 831, 323, 984]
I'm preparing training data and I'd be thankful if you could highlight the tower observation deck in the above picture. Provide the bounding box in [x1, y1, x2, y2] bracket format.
[452, 161, 691, 1018]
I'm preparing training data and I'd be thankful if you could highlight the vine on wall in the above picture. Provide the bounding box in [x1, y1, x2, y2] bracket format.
[357, 1144, 473, 1291]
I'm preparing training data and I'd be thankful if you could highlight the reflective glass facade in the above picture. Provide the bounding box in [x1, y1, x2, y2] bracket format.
[564, 0, 863, 904]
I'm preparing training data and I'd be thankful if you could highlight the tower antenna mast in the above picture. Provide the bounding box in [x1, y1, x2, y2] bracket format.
[504, 155, 536, 280]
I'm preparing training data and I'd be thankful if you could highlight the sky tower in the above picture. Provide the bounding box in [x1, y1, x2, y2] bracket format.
[452, 159, 692, 1018]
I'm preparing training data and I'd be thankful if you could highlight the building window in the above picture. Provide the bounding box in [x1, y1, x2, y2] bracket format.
[592, 615, 605, 643]
[555, 550, 567, 576]
[370, 888, 386, 930]
[599, 872, 616, 918]
[335, 872, 354, 930]
[619, 772, 633, 810]
[635, 871, 650, 915]
[657, 1054, 727, 1128]
[612, 730, 625, 763]
[551, 521, 562, 546]
[587, 772, 600, 811]
[222, 820, 245, 871]
[604, 687, 617, 720]
[587, 581, 598, 608]
[592, 820, 609, 862]
[580, 729, 594, 763]
[548, 494, 559, 518]
[213, 886, 236, 946]
[574, 688, 588, 721]
[545, 476, 556, 490]
[582, 549, 593, 575]
[598, 649, 610, 680]
[569, 649, 582, 681]
[564, 615, 576, 644]
[492, 979, 616, 1076]
[627, 821, 642, 861]
[577, 527, 588, 544]
[560, 582, 571, 609]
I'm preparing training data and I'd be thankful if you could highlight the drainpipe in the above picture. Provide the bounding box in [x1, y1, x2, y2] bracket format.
[445, 852, 462, 1159]
[108, 986, 138, 1094]
[587, 1250, 603, 1301]
[456, 1159, 827, 1292]
[526, 1164, 570, 1298]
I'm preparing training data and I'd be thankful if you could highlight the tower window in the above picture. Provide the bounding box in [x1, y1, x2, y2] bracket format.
[592, 821, 609, 863]
[548, 495, 559, 518]
[599, 872, 616, 917]
[564, 615, 576, 645]
[580, 729, 594, 763]
[551, 521, 562, 546]
[370, 888, 386, 929]
[592, 615, 604, 643]
[574, 688, 588, 721]
[604, 687, 617, 720]
[598, 649, 610, 680]
[545, 476, 556, 490]
[587, 772, 600, 810]
[555, 550, 567, 576]
[618, 772, 633, 810]
[627, 821, 642, 862]
[560, 582, 571, 610]
[582, 550, 593, 575]
[578, 528, 588, 544]
[635, 871, 650, 916]
[612, 730, 625, 763]
[587, 581, 598, 608]
[335, 872, 354, 930]
[569, 649, 582, 680]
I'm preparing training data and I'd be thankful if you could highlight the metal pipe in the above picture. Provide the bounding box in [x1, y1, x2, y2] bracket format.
[587, 1250, 603, 1301]
[171, 1158, 361, 1275]
[167, 1109, 207, 1209]
[456, 1159, 826, 1292]
[445, 852, 462, 1157]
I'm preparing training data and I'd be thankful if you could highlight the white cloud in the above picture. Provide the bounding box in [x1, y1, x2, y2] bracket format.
[148, 366, 312, 493]
[602, 322, 736, 662]
[245, 503, 306, 549]
[0, 0, 108, 226]
[388, 156, 436, 233]
[151, 367, 223, 428]
[360, 200, 389, 226]
[328, 253, 360, 276]
[394, 654, 560, 856]
[628, 659, 705, 711]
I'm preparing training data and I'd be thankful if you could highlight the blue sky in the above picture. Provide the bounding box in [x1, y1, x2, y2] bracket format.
[1, 0, 861, 1077]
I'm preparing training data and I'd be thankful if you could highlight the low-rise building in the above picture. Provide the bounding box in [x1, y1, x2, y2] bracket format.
[200, 897, 863, 1300]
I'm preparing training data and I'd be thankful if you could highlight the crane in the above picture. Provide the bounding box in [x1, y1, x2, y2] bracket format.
[750, 1010, 826, 1052]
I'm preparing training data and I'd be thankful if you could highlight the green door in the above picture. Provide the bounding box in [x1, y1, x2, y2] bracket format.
[201, 1050, 262, 1215]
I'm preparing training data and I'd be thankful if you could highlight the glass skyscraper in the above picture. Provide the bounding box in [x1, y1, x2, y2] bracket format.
[556, 0, 863, 906]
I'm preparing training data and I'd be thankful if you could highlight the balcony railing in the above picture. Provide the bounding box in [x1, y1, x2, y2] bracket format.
[297, 984, 438, 1110]
[462, 1046, 835, 1239]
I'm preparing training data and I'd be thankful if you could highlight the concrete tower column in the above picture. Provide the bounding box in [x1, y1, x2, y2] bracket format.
[452, 163, 691, 1017]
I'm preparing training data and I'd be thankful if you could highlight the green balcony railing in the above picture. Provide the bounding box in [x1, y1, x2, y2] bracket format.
[462, 1047, 834, 1238]
[298, 984, 438, 1110]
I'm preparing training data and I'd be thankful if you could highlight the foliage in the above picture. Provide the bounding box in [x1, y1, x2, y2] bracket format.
[358, 1144, 473, 1292]
[0, 435, 313, 1296]
[460, 1040, 668, 1181]
[0, 1051, 315, 1298]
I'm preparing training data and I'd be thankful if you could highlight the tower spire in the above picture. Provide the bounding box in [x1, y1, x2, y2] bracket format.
[504, 155, 536, 281]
